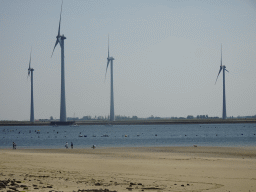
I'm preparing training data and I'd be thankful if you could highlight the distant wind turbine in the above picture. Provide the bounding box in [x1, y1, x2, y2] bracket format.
[215, 44, 229, 120]
[51, 0, 67, 122]
[105, 35, 115, 121]
[28, 47, 34, 123]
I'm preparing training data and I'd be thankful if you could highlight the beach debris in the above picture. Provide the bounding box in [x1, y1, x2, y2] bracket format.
[193, 145, 197, 147]
[0, 181, 7, 189]
[20, 184, 27, 188]
[141, 187, 163, 190]
[0, 179, 31, 191]
[9, 186, 17, 190]
[77, 189, 117, 192]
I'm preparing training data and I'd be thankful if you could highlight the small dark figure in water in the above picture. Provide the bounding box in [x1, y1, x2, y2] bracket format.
[71, 142, 73, 149]
[92, 145, 96, 149]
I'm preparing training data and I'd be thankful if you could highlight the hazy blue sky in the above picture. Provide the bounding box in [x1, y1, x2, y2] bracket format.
[0, 0, 256, 121]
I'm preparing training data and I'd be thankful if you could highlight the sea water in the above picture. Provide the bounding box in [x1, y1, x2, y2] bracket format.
[0, 123, 256, 149]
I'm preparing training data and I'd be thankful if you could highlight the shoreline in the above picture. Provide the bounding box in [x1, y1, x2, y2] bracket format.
[1, 146, 256, 158]
[1, 118, 256, 126]
[1, 146, 256, 192]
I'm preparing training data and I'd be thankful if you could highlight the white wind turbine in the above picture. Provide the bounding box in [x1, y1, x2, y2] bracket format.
[105, 36, 115, 121]
[51, 0, 67, 122]
[28, 48, 34, 122]
[215, 44, 229, 120]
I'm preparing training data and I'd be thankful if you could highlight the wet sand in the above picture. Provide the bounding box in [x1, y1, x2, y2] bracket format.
[0, 146, 256, 192]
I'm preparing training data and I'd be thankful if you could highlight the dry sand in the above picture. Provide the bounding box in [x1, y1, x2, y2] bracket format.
[0, 146, 256, 192]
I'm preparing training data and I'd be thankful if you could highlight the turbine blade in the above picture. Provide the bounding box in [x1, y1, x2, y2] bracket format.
[225, 69, 229, 73]
[51, 39, 59, 57]
[58, 0, 63, 37]
[28, 47, 32, 76]
[215, 44, 223, 84]
[29, 48, 32, 69]
[51, 1, 62, 58]
[215, 67, 222, 84]
[105, 59, 110, 80]
[108, 34, 109, 58]
[220, 43, 222, 67]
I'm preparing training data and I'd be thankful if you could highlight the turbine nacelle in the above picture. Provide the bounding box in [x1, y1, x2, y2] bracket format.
[108, 57, 114, 60]
[28, 68, 34, 77]
[222, 65, 229, 72]
[55, 35, 66, 43]
[57, 34, 66, 39]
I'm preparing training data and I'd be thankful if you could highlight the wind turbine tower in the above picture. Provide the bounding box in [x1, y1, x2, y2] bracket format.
[215, 44, 229, 119]
[51, 1, 67, 122]
[105, 36, 115, 121]
[28, 48, 34, 122]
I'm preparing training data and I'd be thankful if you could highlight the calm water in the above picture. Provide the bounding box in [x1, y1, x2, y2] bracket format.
[0, 123, 256, 149]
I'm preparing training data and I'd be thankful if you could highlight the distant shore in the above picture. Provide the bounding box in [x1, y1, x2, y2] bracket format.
[1, 118, 256, 126]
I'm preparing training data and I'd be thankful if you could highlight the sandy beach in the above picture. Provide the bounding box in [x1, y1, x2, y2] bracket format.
[0, 146, 256, 192]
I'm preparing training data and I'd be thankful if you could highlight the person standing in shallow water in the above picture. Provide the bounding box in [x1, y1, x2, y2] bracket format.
[12, 142, 15, 149]
[71, 142, 73, 149]
[65, 142, 68, 149]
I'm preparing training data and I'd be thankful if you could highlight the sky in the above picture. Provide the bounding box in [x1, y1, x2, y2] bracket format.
[0, 0, 256, 121]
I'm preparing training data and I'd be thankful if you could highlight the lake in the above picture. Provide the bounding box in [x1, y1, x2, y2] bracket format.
[0, 123, 256, 149]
